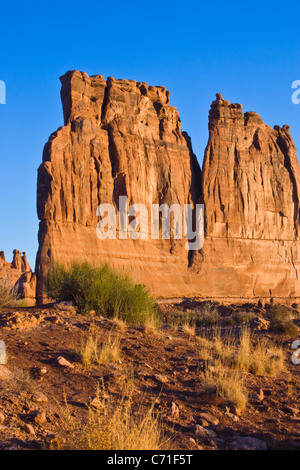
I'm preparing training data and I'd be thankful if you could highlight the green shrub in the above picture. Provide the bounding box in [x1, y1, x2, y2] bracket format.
[45, 262, 158, 326]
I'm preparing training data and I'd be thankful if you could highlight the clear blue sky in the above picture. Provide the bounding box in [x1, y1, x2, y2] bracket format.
[0, 0, 299, 268]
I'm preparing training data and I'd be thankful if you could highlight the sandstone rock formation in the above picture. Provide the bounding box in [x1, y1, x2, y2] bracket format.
[36, 70, 201, 301]
[35, 71, 300, 303]
[0, 250, 36, 304]
[191, 93, 300, 301]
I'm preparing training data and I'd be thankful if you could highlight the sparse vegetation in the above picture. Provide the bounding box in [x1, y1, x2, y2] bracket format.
[197, 327, 287, 411]
[168, 303, 221, 327]
[74, 326, 121, 367]
[45, 262, 159, 326]
[182, 321, 196, 337]
[143, 314, 161, 335]
[264, 305, 299, 336]
[204, 366, 248, 412]
[0, 366, 36, 396]
[235, 329, 286, 376]
[59, 384, 168, 450]
[0, 277, 22, 308]
[166, 303, 256, 328]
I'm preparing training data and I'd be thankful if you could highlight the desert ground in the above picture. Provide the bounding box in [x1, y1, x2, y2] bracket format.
[0, 300, 300, 451]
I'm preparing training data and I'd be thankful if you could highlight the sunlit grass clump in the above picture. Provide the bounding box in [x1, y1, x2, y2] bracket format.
[74, 326, 121, 367]
[198, 327, 287, 412]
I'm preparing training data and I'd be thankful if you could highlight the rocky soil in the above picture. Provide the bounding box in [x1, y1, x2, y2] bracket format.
[0, 301, 300, 450]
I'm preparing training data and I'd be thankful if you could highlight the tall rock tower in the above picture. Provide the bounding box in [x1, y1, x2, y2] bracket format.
[36, 73, 300, 304]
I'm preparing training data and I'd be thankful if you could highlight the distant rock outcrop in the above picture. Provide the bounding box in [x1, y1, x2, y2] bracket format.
[0, 250, 36, 304]
[35, 71, 300, 303]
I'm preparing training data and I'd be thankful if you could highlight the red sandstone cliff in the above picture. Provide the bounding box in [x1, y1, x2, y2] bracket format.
[35, 72, 300, 303]
[36, 71, 201, 301]
[190, 94, 300, 301]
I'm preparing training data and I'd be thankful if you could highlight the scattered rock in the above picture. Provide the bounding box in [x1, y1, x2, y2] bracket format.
[90, 397, 105, 409]
[193, 424, 217, 440]
[224, 411, 239, 421]
[25, 423, 36, 435]
[57, 356, 74, 369]
[0, 412, 5, 424]
[47, 433, 66, 450]
[34, 411, 47, 425]
[252, 388, 264, 402]
[169, 402, 179, 418]
[230, 405, 243, 417]
[0, 365, 13, 380]
[227, 436, 267, 450]
[31, 391, 48, 403]
[250, 317, 270, 331]
[199, 412, 219, 426]
[282, 405, 299, 416]
[153, 374, 168, 384]
[188, 437, 203, 450]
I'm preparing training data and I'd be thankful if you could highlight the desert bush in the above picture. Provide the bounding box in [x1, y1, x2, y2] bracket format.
[45, 262, 159, 326]
[58, 384, 168, 450]
[265, 305, 299, 336]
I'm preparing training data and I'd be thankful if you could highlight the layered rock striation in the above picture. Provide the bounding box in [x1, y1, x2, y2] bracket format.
[35, 72, 300, 303]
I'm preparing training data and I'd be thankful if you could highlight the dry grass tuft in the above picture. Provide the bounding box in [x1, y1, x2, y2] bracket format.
[197, 327, 287, 411]
[143, 314, 161, 335]
[58, 383, 168, 450]
[113, 316, 127, 333]
[75, 326, 121, 367]
[205, 365, 248, 411]
[182, 321, 196, 337]
[236, 329, 285, 376]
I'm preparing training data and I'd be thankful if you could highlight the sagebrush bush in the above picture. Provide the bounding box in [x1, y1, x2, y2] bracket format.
[45, 262, 159, 326]
[265, 305, 299, 336]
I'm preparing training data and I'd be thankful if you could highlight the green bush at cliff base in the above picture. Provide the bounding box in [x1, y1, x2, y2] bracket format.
[45, 262, 159, 326]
